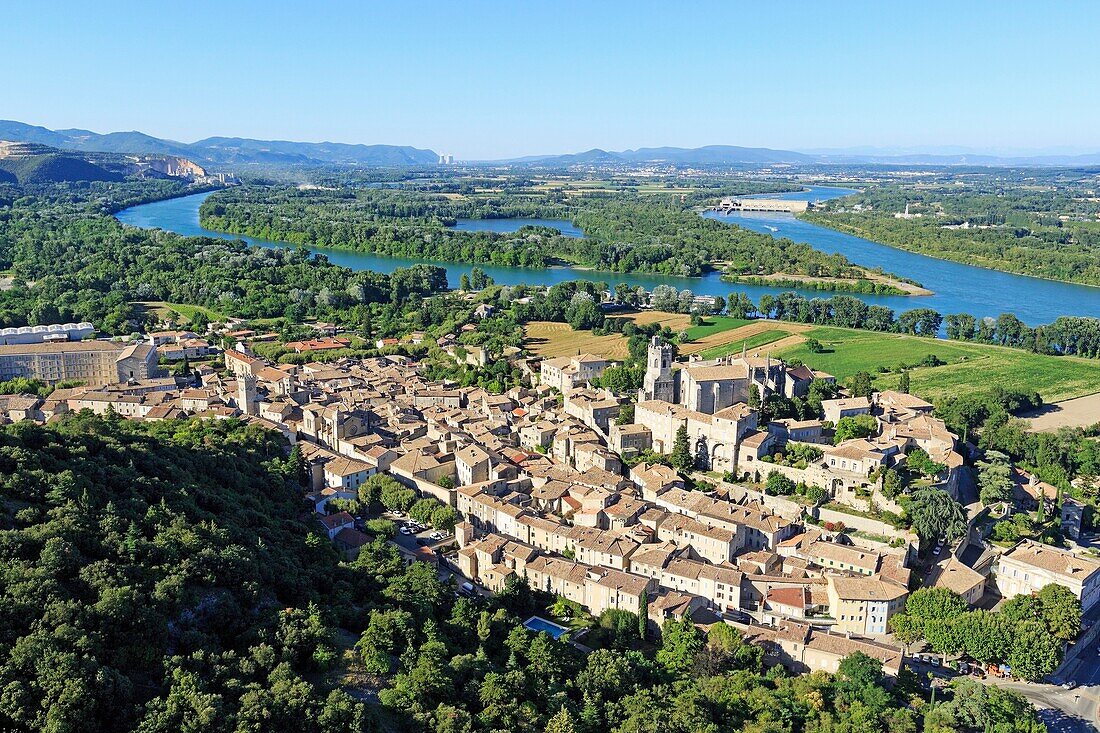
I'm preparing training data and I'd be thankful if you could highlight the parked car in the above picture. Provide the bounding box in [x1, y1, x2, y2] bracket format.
[459, 581, 475, 597]
[430, 532, 443, 540]
[399, 526, 411, 535]
[1062, 680, 1078, 690]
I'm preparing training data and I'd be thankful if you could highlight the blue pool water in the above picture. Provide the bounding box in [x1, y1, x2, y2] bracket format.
[523, 616, 570, 639]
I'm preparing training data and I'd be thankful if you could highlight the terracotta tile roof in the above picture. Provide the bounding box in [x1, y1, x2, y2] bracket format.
[1001, 539, 1100, 581]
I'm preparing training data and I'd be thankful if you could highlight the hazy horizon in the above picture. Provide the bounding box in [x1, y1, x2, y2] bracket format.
[10, 118, 1100, 163]
[4, 1, 1100, 159]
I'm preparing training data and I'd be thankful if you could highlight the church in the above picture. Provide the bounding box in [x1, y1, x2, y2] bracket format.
[632, 336, 814, 474]
[639, 336, 789, 413]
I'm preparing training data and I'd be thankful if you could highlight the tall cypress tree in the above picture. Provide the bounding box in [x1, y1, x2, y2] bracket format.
[671, 425, 694, 472]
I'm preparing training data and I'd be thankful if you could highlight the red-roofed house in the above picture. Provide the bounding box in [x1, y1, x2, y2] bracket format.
[285, 337, 351, 353]
[318, 511, 356, 540]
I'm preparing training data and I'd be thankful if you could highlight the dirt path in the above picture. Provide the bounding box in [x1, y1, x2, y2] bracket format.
[748, 333, 807, 354]
[679, 320, 811, 355]
[1020, 393, 1100, 432]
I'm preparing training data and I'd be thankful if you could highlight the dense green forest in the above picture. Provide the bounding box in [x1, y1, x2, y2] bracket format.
[803, 177, 1100, 286]
[0, 414, 364, 731]
[722, 273, 908, 296]
[198, 184, 890, 280]
[0, 181, 450, 334]
[0, 414, 1044, 733]
[0, 153, 124, 186]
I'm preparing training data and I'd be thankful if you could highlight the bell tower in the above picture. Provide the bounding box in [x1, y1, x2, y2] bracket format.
[642, 336, 676, 403]
[238, 373, 259, 416]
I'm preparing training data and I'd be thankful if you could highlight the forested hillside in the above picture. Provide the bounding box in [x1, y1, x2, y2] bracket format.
[0, 415, 366, 732]
[0, 120, 439, 167]
[0, 152, 124, 185]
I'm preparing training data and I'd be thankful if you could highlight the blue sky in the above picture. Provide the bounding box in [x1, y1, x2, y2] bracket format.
[3, 1, 1098, 159]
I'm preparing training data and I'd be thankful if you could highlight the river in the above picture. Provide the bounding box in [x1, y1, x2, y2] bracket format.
[116, 186, 1100, 326]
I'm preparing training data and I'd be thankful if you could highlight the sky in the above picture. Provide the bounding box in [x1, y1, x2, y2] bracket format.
[3, 1, 1099, 159]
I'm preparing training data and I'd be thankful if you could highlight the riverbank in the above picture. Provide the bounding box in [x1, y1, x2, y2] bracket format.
[721, 271, 931, 296]
[800, 212, 1100, 291]
[198, 193, 923, 298]
[117, 188, 1100, 325]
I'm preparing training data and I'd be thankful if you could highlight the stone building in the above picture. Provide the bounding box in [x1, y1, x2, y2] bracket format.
[640, 336, 676, 403]
[0, 340, 161, 387]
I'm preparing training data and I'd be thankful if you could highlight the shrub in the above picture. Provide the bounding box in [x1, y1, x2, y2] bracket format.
[365, 518, 397, 538]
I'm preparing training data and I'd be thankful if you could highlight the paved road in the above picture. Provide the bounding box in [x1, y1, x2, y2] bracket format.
[974, 631, 1100, 733]
[992, 681, 1098, 733]
[908, 640, 1100, 733]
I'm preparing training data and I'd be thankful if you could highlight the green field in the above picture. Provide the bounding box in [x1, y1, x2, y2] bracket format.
[775, 326, 1100, 403]
[681, 316, 753, 341]
[699, 329, 789, 359]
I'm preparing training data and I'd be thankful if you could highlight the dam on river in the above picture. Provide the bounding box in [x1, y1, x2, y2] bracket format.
[714, 197, 810, 213]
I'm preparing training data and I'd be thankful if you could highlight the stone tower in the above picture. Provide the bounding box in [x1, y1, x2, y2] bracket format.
[238, 373, 259, 416]
[642, 336, 676, 403]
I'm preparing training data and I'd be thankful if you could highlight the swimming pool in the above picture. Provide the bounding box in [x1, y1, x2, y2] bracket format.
[523, 616, 570, 639]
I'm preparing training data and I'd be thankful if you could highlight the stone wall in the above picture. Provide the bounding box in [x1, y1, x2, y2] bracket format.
[812, 505, 914, 545]
[709, 476, 806, 521]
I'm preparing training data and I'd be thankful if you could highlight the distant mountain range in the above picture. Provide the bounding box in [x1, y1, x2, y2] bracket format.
[802, 150, 1100, 166]
[508, 145, 1100, 167]
[3, 120, 1099, 169]
[507, 145, 814, 166]
[0, 120, 440, 167]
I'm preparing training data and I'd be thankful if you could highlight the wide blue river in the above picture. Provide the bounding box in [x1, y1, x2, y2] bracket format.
[116, 186, 1100, 325]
